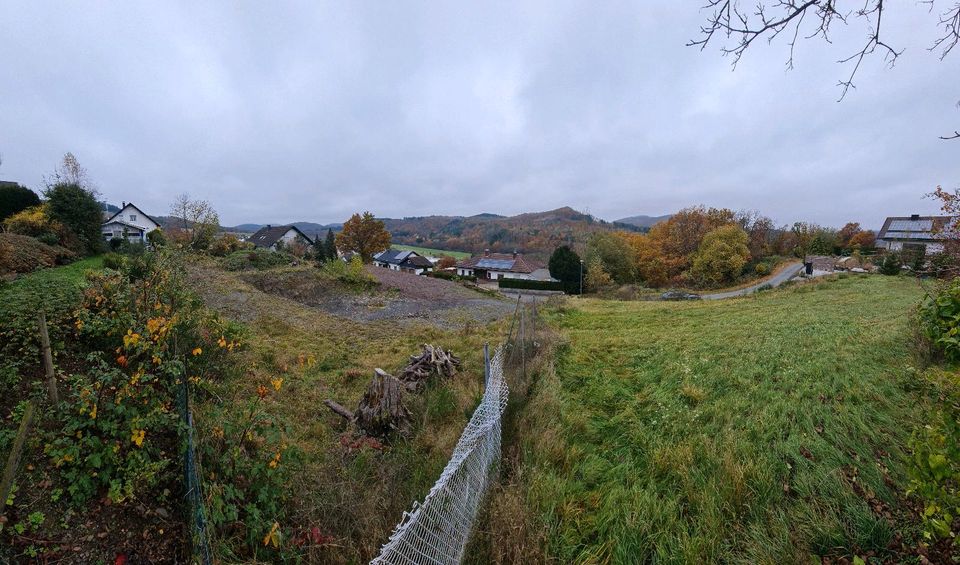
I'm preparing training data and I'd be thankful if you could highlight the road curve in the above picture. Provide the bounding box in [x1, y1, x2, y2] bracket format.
[701, 262, 803, 300]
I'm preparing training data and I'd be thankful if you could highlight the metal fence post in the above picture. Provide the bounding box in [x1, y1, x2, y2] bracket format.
[484, 343, 490, 387]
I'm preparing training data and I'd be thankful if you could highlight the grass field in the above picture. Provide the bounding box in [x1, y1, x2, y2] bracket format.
[517, 274, 936, 563]
[391, 244, 471, 260]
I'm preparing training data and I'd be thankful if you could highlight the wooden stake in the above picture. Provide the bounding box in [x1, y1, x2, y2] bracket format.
[0, 400, 35, 513]
[37, 311, 59, 405]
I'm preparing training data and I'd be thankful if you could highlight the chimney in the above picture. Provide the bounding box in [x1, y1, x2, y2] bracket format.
[266, 224, 272, 230]
[910, 214, 920, 221]
[121, 201, 126, 208]
[484, 249, 490, 257]
[513, 249, 518, 259]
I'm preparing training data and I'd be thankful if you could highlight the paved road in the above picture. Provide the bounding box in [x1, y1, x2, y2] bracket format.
[701, 262, 803, 300]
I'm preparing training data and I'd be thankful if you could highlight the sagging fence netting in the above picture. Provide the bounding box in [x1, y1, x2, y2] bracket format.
[370, 344, 510, 565]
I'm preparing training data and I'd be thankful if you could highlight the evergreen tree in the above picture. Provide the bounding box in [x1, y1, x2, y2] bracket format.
[324, 228, 337, 260]
[0, 183, 40, 221]
[313, 233, 328, 262]
[548, 245, 583, 294]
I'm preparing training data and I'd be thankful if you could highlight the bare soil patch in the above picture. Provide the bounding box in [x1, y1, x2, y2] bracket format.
[238, 265, 512, 329]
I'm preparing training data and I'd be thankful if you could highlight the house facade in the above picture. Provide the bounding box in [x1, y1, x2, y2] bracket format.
[101, 202, 160, 244]
[455, 250, 551, 281]
[876, 215, 952, 256]
[249, 225, 313, 251]
[373, 249, 434, 275]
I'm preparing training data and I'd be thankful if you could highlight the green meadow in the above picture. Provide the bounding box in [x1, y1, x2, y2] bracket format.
[523, 275, 934, 563]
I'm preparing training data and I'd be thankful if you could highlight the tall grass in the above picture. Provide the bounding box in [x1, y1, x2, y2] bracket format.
[515, 274, 933, 563]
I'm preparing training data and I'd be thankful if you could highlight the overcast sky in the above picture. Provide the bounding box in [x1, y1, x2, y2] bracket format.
[1, 2, 958, 229]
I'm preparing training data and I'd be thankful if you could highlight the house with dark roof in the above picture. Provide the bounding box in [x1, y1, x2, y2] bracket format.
[876, 214, 952, 256]
[101, 202, 160, 244]
[248, 224, 314, 251]
[455, 250, 552, 281]
[373, 249, 434, 275]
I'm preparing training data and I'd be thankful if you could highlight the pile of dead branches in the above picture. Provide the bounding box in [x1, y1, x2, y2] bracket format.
[398, 344, 461, 392]
[324, 344, 461, 437]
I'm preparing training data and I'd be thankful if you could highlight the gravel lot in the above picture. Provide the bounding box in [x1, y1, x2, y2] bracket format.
[229, 264, 514, 329]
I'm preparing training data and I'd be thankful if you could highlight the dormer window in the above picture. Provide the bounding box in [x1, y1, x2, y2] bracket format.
[129, 214, 137, 222]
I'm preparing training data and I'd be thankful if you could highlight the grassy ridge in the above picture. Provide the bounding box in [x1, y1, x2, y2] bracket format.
[528, 275, 931, 563]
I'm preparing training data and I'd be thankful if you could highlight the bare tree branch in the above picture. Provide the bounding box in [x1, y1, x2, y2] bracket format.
[690, 1, 960, 138]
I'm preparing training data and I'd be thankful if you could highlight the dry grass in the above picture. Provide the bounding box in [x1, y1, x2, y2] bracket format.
[184, 256, 511, 562]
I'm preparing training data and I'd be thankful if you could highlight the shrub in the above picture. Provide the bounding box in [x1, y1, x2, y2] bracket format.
[427, 270, 476, 282]
[908, 405, 960, 544]
[3, 204, 73, 249]
[0, 233, 75, 276]
[48, 252, 244, 506]
[223, 249, 293, 271]
[879, 253, 901, 276]
[498, 278, 563, 291]
[918, 278, 960, 361]
[321, 255, 376, 287]
[210, 233, 244, 257]
[102, 252, 125, 270]
[146, 228, 167, 248]
[755, 262, 771, 276]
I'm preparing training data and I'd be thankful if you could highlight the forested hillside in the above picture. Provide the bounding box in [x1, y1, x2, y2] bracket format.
[382, 207, 640, 258]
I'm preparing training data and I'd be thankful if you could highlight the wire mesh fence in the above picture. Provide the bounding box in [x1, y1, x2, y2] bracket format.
[371, 343, 510, 565]
[178, 377, 213, 564]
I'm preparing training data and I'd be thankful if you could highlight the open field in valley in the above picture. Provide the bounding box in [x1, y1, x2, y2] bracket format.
[508, 274, 941, 563]
[390, 244, 472, 260]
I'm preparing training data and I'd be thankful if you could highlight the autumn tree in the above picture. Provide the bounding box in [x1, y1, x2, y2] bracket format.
[690, 224, 752, 287]
[336, 212, 391, 262]
[585, 232, 635, 284]
[436, 256, 457, 270]
[548, 245, 583, 294]
[735, 210, 776, 258]
[837, 222, 862, 249]
[0, 183, 40, 222]
[848, 230, 876, 250]
[169, 194, 220, 250]
[584, 257, 614, 293]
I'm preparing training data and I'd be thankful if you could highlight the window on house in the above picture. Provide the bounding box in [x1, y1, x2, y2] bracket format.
[130, 214, 137, 221]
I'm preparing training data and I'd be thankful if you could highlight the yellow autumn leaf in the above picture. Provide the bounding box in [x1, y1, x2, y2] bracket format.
[263, 521, 281, 548]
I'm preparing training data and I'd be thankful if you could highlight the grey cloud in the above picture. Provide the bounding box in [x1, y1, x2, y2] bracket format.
[1, 1, 957, 231]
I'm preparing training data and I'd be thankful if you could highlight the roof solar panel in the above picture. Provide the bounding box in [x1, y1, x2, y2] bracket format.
[476, 259, 515, 269]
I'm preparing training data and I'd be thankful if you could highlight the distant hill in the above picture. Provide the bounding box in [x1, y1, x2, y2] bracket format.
[152, 217, 342, 236]
[381, 206, 642, 258]
[615, 214, 672, 229]
[151, 206, 639, 256]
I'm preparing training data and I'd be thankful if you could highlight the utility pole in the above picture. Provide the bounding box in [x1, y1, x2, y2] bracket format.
[579, 259, 584, 295]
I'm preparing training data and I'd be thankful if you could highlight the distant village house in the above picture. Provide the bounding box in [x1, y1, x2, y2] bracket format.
[876, 214, 952, 256]
[455, 250, 553, 281]
[101, 202, 159, 244]
[373, 249, 434, 275]
[248, 224, 314, 251]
